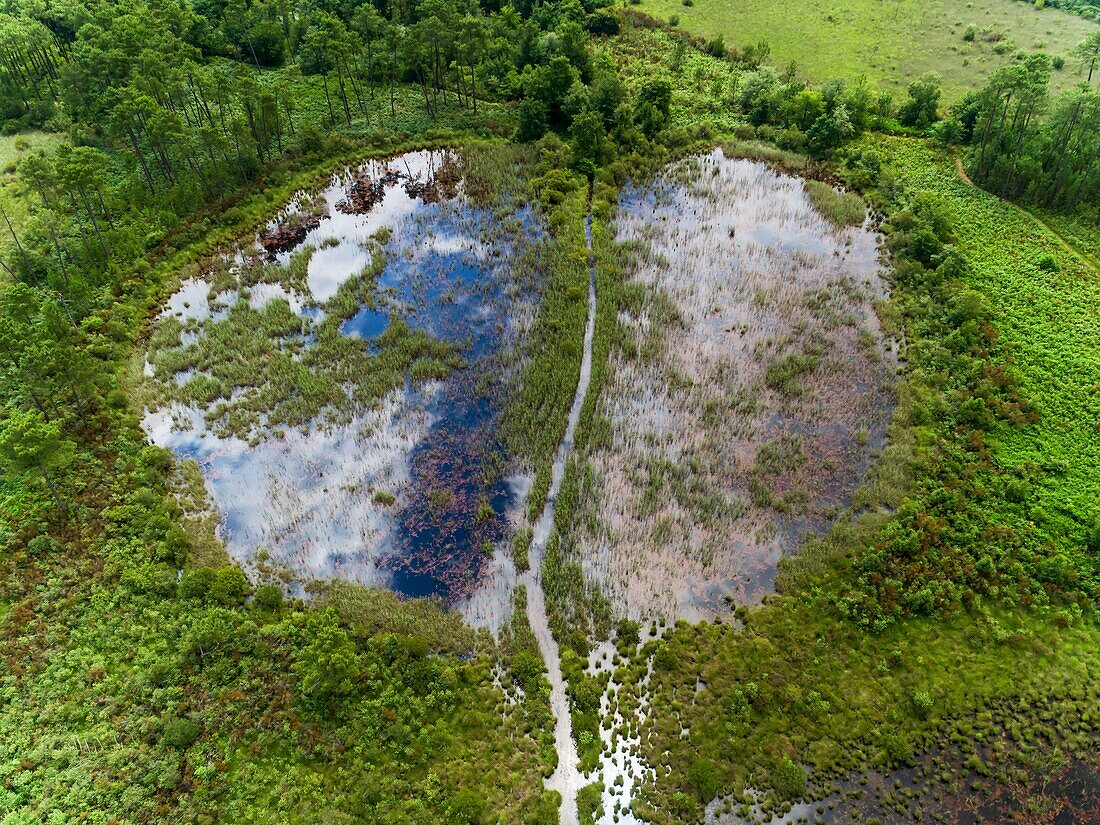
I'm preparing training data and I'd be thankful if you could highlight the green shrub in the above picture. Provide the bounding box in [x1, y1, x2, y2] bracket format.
[254, 584, 284, 611]
[178, 567, 215, 600]
[372, 490, 396, 506]
[617, 618, 641, 646]
[911, 690, 934, 719]
[771, 757, 807, 800]
[448, 789, 487, 824]
[162, 717, 200, 749]
[688, 758, 722, 800]
[653, 643, 677, 672]
[512, 527, 533, 573]
[510, 650, 546, 694]
[879, 730, 914, 765]
[211, 566, 248, 605]
[27, 535, 55, 555]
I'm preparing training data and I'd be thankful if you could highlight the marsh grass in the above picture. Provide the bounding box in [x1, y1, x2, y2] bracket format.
[804, 180, 868, 227]
[147, 285, 457, 440]
[313, 578, 484, 655]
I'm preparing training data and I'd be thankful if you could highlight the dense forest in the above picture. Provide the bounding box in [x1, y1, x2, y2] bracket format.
[1, 0, 1099, 821]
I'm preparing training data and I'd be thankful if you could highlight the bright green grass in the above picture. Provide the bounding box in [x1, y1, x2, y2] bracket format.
[634, 0, 1098, 100]
[1027, 206, 1100, 272]
[880, 137, 1100, 538]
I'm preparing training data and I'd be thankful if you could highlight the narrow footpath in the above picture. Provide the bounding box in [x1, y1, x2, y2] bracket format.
[520, 200, 597, 825]
[954, 155, 1100, 276]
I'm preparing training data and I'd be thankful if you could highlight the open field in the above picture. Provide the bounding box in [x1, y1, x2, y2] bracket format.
[631, 0, 1098, 100]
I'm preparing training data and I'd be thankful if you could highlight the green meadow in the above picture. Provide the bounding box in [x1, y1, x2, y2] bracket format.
[634, 0, 1098, 99]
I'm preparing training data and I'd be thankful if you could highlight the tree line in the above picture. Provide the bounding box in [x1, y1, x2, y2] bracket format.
[947, 40, 1100, 211]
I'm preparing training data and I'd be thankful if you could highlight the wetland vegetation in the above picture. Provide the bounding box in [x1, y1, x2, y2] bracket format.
[2, 0, 1099, 822]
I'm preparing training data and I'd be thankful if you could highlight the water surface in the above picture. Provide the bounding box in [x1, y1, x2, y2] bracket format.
[144, 150, 543, 602]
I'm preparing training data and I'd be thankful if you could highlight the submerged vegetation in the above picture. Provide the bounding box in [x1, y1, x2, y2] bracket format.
[2, 0, 1100, 821]
[562, 150, 892, 622]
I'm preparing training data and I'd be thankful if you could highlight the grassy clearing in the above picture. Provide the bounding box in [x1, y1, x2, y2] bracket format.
[606, 24, 742, 131]
[632, 0, 1097, 100]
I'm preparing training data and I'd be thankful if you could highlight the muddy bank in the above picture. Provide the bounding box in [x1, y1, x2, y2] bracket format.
[575, 149, 895, 621]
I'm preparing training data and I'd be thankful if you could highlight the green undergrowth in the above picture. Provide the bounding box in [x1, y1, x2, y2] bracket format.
[0, 131, 67, 270]
[876, 137, 1100, 566]
[499, 585, 560, 784]
[607, 23, 742, 132]
[1025, 206, 1100, 273]
[247, 62, 514, 141]
[633, 605, 1100, 822]
[0, 435, 557, 823]
[312, 579, 487, 656]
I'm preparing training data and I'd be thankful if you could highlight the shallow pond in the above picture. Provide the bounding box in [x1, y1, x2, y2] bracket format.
[143, 150, 543, 605]
[575, 149, 895, 622]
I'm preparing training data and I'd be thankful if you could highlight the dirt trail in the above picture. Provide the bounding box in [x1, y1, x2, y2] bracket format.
[521, 201, 597, 825]
[954, 155, 1100, 276]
